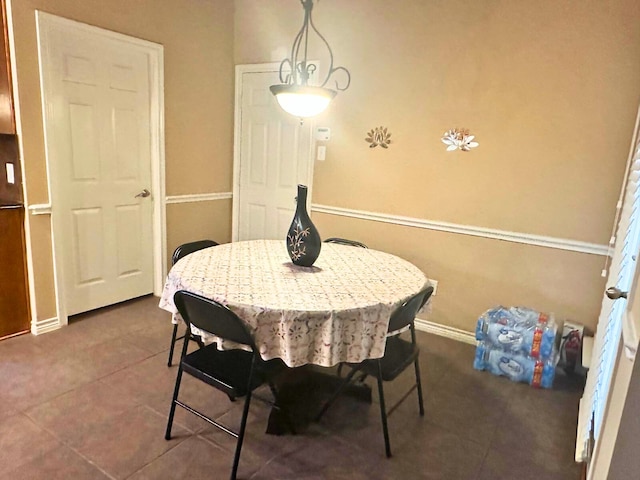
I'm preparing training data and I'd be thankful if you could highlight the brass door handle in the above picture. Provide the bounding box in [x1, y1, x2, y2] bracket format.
[135, 189, 151, 198]
[606, 287, 628, 300]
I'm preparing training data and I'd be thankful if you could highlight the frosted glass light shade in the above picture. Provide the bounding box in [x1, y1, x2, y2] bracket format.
[270, 84, 336, 118]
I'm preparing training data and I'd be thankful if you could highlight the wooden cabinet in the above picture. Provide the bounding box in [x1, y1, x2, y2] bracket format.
[0, 0, 27, 339]
[0, 0, 14, 134]
[0, 207, 30, 338]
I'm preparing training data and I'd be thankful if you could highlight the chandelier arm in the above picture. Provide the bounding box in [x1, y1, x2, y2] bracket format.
[301, 7, 311, 85]
[278, 59, 293, 84]
[285, 21, 307, 86]
[329, 66, 351, 91]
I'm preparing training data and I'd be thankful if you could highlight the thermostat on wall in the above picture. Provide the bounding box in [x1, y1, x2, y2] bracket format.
[315, 127, 331, 141]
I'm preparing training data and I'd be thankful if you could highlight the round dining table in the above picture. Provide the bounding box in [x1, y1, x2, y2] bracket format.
[159, 239, 428, 368]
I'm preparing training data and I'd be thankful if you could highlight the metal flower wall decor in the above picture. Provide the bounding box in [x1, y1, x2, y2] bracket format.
[441, 128, 479, 152]
[365, 126, 392, 149]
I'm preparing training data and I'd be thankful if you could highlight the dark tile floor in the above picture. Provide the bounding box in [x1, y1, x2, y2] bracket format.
[0, 295, 584, 479]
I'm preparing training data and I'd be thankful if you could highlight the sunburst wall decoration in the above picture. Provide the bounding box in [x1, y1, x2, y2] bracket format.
[441, 128, 479, 152]
[365, 126, 392, 149]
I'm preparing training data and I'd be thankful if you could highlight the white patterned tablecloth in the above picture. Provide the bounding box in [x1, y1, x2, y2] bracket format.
[159, 239, 427, 368]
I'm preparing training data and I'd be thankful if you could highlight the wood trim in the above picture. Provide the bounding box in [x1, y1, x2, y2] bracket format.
[0, 329, 29, 341]
[165, 192, 232, 204]
[312, 203, 610, 256]
[27, 203, 51, 215]
[414, 317, 476, 345]
[31, 316, 61, 335]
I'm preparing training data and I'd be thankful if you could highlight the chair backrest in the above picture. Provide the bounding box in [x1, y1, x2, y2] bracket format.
[173, 290, 258, 352]
[387, 286, 434, 334]
[172, 240, 219, 265]
[323, 237, 368, 248]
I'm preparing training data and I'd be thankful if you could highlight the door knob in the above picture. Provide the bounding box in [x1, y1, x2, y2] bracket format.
[606, 287, 628, 300]
[135, 189, 151, 198]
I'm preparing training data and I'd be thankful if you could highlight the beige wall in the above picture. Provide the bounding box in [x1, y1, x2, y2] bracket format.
[165, 200, 232, 267]
[235, 0, 640, 331]
[10, 0, 235, 321]
[312, 213, 607, 331]
[12, 0, 640, 332]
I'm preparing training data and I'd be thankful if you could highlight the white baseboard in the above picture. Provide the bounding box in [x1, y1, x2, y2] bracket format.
[415, 317, 476, 345]
[31, 317, 61, 335]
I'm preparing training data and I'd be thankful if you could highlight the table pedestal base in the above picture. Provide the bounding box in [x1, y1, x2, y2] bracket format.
[266, 365, 372, 435]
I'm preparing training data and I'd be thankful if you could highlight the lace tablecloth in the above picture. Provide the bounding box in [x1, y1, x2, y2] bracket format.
[159, 239, 427, 368]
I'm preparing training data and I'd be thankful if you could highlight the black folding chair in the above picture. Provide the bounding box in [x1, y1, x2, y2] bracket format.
[323, 237, 368, 248]
[167, 240, 219, 366]
[316, 285, 434, 458]
[323, 237, 368, 376]
[166, 290, 294, 480]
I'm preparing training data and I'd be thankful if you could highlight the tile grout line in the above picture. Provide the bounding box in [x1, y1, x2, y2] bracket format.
[19, 411, 119, 480]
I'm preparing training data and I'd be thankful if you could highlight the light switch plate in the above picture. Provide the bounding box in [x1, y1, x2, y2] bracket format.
[317, 145, 326, 161]
[6, 162, 15, 184]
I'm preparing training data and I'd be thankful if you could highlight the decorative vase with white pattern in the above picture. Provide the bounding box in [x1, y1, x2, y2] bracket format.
[286, 184, 321, 267]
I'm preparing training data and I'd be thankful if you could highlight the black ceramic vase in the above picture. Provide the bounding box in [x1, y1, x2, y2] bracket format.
[286, 184, 321, 267]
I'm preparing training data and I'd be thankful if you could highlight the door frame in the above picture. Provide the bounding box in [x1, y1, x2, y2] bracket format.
[232, 63, 315, 241]
[36, 12, 166, 328]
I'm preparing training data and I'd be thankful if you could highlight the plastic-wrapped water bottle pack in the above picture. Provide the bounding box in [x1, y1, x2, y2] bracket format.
[473, 306, 558, 388]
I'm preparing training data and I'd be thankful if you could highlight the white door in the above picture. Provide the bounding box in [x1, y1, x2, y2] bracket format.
[38, 15, 154, 316]
[234, 68, 313, 241]
[577, 111, 640, 467]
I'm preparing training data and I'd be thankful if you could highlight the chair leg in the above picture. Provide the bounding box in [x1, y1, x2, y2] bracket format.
[376, 362, 392, 458]
[414, 358, 425, 416]
[230, 391, 252, 480]
[165, 367, 184, 440]
[167, 324, 180, 366]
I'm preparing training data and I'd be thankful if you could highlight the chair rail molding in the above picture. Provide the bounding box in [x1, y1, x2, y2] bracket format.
[27, 203, 52, 215]
[311, 204, 609, 256]
[165, 192, 233, 204]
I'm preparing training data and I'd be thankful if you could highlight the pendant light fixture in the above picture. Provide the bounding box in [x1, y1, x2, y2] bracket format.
[270, 0, 351, 120]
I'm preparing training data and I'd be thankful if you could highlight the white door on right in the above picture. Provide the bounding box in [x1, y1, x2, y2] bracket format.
[235, 69, 313, 241]
[577, 121, 640, 468]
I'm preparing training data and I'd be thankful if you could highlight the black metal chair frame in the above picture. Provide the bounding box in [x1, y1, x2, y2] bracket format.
[165, 290, 295, 480]
[323, 237, 368, 249]
[315, 285, 434, 458]
[323, 237, 368, 377]
[167, 240, 219, 366]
